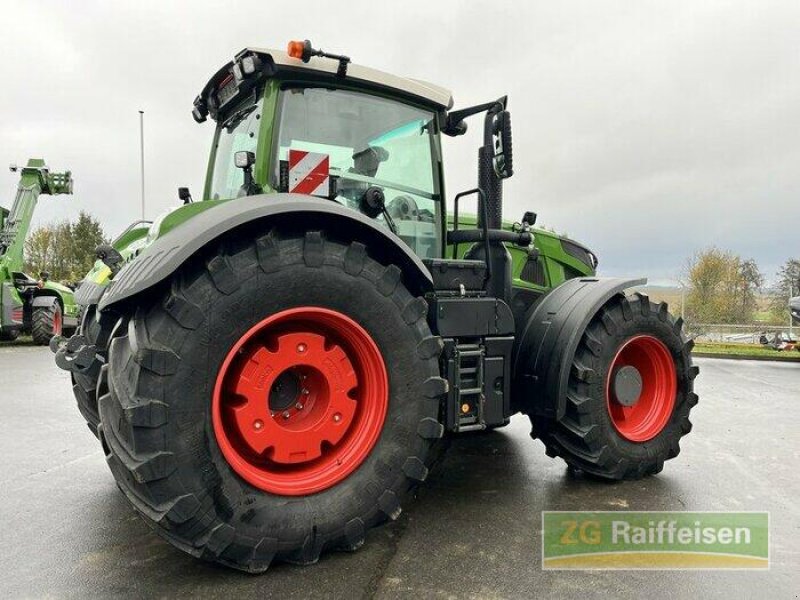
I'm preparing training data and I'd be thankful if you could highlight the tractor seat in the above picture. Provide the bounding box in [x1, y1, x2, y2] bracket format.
[422, 258, 487, 292]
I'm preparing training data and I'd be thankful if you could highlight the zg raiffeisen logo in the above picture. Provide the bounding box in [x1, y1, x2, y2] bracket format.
[542, 511, 769, 569]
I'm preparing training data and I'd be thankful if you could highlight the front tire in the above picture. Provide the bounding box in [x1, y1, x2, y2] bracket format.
[533, 293, 698, 480]
[98, 229, 446, 571]
[0, 328, 20, 342]
[31, 302, 62, 345]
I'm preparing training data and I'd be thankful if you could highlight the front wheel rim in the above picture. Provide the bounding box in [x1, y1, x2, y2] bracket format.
[212, 307, 389, 496]
[606, 335, 677, 442]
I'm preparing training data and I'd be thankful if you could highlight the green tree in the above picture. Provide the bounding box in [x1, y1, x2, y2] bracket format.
[733, 258, 764, 322]
[24, 224, 59, 279]
[52, 222, 74, 280]
[67, 211, 107, 279]
[24, 212, 107, 283]
[684, 248, 763, 324]
[770, 258, 800, 319]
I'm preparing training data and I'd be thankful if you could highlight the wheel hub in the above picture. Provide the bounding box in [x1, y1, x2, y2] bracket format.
[268, 369, 302, 412]
[230, 331, 357, 464]
[612, 365, 643, 407]
[606, 334, 677, 442]
[212, 307, 388, 496]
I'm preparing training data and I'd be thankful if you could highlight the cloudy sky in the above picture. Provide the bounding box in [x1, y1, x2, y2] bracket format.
[1, 1, 798, 284]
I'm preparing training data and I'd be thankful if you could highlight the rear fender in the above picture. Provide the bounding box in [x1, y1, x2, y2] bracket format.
[98, 193, 434, 311]
[31, 293, 60, 309]
[512, 277, 645, 419]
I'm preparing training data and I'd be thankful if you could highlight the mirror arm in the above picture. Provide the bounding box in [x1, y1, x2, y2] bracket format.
[444, 97, 507, 136]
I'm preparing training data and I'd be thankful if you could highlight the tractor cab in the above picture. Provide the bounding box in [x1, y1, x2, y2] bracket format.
[198, 43, 451, 261]
[195, 42, 530, 303]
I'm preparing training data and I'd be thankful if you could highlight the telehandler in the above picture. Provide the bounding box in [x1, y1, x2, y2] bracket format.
[1, 159, 78, 344]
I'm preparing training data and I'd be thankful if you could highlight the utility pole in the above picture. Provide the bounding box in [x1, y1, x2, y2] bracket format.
[139, 110, 145, 220]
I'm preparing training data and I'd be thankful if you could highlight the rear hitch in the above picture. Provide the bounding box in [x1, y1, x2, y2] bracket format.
[50, 332, 102, 375]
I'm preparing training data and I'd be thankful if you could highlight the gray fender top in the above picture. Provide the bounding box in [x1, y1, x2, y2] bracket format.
[98, 193, 434, 311]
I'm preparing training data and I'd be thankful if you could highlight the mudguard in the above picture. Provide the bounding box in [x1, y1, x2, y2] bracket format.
[512, 277, 645, 419]
[98, 193, 434, 311]
[74, 280, 106, 307]
[31, 294, 59, 308]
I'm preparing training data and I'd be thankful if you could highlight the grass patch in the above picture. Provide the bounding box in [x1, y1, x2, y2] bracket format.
[0, 335, 34, 347]
[693, 342, 800, 361]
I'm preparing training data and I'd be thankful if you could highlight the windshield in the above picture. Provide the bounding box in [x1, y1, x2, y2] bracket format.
[275, 87, 441, 258]
[208, 94, 263, 200]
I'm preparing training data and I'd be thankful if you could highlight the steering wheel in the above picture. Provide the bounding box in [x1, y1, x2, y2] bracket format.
[386, 195, 419, 221]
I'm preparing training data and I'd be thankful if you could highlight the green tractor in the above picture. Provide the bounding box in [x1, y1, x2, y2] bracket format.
[53, 42, 697, 572]
[0, 159, 78, 344]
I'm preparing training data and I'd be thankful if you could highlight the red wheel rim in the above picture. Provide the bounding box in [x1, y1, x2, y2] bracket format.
[606, 335, 677, 442]
[53, 308, 62, 335]
[212, 307, 388, 496]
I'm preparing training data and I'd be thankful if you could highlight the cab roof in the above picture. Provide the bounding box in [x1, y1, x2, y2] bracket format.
[194, 47, 454, 122]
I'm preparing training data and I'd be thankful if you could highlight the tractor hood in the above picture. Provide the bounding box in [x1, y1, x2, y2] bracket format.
[44, 280, 73, 295]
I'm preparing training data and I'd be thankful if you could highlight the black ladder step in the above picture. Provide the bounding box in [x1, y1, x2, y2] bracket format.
[458, 387, 483, 396]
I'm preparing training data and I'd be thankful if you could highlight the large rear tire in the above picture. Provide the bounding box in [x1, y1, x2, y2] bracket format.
[71, 304, 117, 437]
[533, 293, 698, 480]
[98, 229, 446, 572]
[31, 302, 62, 346]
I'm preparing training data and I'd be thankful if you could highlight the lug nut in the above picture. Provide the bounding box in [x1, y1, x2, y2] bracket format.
[297, 343, 307, 353]
[253, 419, 263, 430]
[333, 413, 342, 423]
[302, 388, 310, 395]
[295, 402, 304, 410]
[282, 411, 291, 420]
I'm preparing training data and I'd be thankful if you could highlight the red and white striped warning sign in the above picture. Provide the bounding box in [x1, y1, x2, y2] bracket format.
[288, 150, 330, 196]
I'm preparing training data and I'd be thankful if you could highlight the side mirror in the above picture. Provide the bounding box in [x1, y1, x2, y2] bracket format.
[178, 187, 192, 204]
[442, 118, 468, 136]
[492, 110, 513, 179]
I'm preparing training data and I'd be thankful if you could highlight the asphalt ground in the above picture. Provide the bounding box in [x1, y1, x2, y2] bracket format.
[0, 345, 797, 599]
